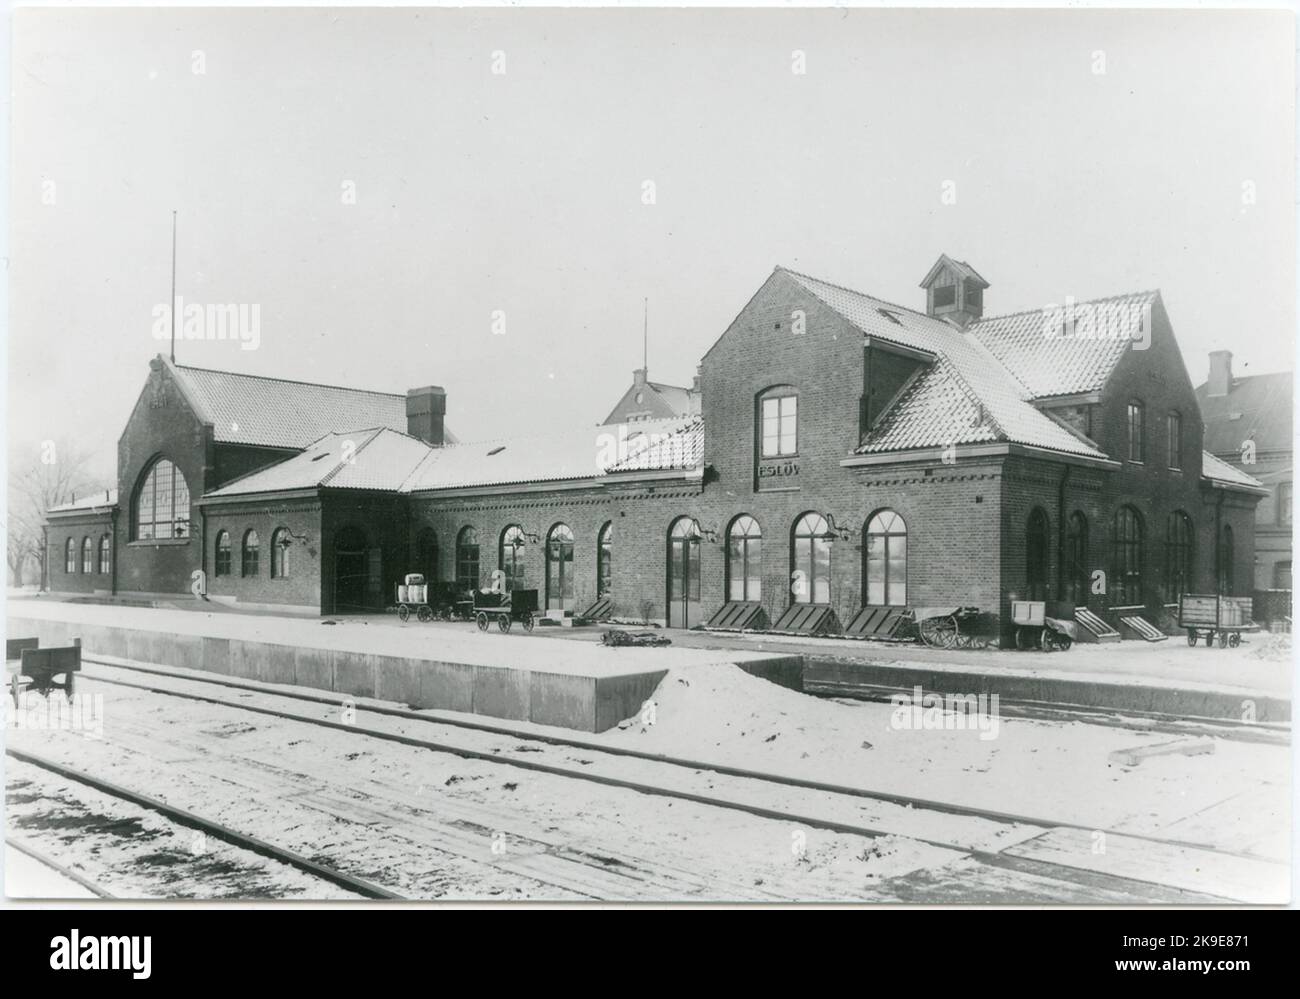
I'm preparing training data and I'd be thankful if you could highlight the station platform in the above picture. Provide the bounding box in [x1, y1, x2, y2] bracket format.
[5, 599, 799, 732]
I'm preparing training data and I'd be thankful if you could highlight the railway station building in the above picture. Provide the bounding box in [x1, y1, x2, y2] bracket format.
[45, 255, 1266, 645]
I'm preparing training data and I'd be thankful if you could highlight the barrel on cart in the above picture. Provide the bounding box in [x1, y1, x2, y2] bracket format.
[1178, 594, 1255, 649]
[474, 588, 538, 633]
[395, 573, 434, 623]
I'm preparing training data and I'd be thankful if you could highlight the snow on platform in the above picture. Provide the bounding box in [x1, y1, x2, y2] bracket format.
[5, 600, 795, 732]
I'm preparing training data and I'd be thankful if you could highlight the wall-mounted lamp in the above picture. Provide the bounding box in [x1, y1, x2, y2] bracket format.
[822, 514, 857, 542]
[277, 528, 312, 550]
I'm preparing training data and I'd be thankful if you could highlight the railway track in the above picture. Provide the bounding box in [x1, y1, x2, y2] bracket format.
[22, 653, 1278, 903]
[6, 749, 395, 900]
[5, 835, 114, 898]
[76, 654, 1282, 854]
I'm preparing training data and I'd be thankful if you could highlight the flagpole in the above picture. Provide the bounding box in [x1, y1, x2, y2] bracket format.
[170, 210, 177, 362]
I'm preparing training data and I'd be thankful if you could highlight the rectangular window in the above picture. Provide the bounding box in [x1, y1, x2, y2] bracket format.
[963, 282, 982, 310]
[1166, 412, 1182, 470]
[761, 395, 797, 458]
[1127, 402, 1144, 463]
[933, 285, 956, 308]
[1280, 483, 1292, 526]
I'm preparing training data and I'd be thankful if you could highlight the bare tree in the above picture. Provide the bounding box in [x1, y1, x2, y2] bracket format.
[7, 440, 99, 586]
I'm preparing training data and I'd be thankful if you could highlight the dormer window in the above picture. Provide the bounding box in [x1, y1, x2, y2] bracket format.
[964, 281, 982, 310]
[933, 285, 957, 308]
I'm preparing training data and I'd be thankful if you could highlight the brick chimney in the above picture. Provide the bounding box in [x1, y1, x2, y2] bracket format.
[406, 386, 447, 445]
[1207, 351, 1234, 398]
[633, 367, 648, 388]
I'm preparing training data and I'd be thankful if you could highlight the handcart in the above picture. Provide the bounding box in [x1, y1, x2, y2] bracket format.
[8, 637, 80, 707]
[395, 573, 434, 623]
[474, 588, 538, 633]
[912, 606, 983, 649]
[1011, 600, 1076, 652]
[1179, 594, 1255, 649]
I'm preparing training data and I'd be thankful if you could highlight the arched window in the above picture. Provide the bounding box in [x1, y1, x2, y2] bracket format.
[597, 522, 614, 598]
[1219, 524, 1235, 594]
[727, 515, 762, 602]
[133, 457, 191, 540]
[456, 527, 480, 591]
[865, 510, 908, 607]
[546, 524, 575, 611]
[792, 513, 832, 605]
[1065, 512, 1089, 606]
[1164, 512, 1193, 602]
[668, 517, 702, 628]
[271, 528, 289, 579]
[1126, 401, 1145, 463]
[416, 528, 439, 582]
[1111, 506, 1144, 605]
[241, 529, 260, 577]
[64, 537, 75, 574]
[214, 530, 232, 577]
[1026, 508, 1049, 601]
[98, 535, 111, 575]
[500, 525, 526, 590]
[80, 537, 93, 574]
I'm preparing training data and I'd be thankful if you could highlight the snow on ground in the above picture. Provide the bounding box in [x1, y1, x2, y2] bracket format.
[595, 664, 1291, 860]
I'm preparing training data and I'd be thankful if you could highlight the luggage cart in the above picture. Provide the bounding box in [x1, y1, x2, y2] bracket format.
[1011, 600, 1076, 652]
[1179, 594, 1255, 649]
[474, 588, 539, 633]
[394, 574, 434, 623]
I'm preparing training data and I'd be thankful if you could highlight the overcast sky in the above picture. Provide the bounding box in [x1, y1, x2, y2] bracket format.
[9, 6, 1295, 485]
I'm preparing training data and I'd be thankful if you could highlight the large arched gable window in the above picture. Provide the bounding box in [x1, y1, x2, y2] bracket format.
[241, 530, 260, 577]
[1164, 512, 1193, 602]
[98, 534, 111, 575]
[214, 530, 232, 577]
[865, 509, 908, 607]
[1026, 508, 1049, 601]
[792, 512, 832, 605]
[456, 527, 480, 591]
[1111, 506, 1144, 605]
[133, 457, 191, 540]
[500, 525, 526, 590]
[727, 515, 762, 602]
[597, 522, 614, 599]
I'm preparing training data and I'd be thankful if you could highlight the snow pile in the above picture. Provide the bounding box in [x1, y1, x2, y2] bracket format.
[1248, 631, 1291, 663]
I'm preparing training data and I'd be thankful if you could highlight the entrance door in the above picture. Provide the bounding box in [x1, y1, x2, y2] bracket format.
[333, 525, 369, 613]
[546, 524, 575, 611]
[668, 517, 701, 628]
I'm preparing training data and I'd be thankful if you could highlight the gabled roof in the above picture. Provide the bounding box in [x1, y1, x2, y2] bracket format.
[779, 268, 1107, 460]
[204, 428, 433, 497]
[970, 291, 1159, 398]
[202, 417, 699, 499]
[1195, 370, 1293, 455]
[1201, 450, 1268, 492]
[48, 489, 118, 515]
[605, 416, 704, 473]
[169, 360, 458, 450]
[602, 375, 699, 425]
[919, 254, 989, 289]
